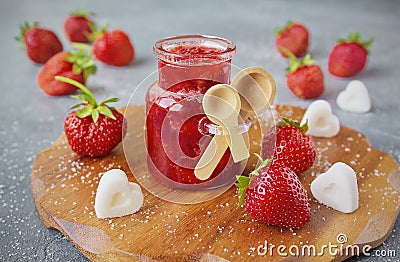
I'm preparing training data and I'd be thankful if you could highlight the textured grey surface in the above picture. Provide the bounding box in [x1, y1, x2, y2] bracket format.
[1, 0, 399, 261]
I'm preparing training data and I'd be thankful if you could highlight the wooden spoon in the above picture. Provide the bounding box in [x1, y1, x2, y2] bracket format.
[194, 84, 249, 180]
[203, 84, 249, 162]
[231, 66, 276, 119]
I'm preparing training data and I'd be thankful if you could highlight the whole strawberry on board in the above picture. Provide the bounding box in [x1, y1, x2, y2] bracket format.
[64, 9, 95, 43]
[37, 43, 96, 96]
[236, 156, 311, 228]
[16, 21, 63, 64]
[56, 76, 127, 157]
[262, 118, 316, 175]
[91, 25, 135, 66]
[328, 33, 374, 77]
[275, 20, 309, 58]
[284, 50, 324, 99]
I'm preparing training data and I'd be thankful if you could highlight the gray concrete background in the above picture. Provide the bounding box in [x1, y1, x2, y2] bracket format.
[1, 0, 399, 261]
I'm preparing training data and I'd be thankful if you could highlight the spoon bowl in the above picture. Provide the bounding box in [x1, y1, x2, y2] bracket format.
[231, 66, 276, 119]
[203, 84, 241, 125]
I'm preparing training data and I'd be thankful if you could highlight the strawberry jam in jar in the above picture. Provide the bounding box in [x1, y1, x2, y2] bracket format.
[146, 35, 242, 190]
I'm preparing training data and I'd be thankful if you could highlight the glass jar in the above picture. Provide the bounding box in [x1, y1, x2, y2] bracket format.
[145, 35, 245, 190]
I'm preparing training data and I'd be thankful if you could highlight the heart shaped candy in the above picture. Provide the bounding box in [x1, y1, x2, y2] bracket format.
[311, 162, 359, 213]
[336, 80, 371, 113]
[301, 100, 340, 138]
[95, 169, 144, 219]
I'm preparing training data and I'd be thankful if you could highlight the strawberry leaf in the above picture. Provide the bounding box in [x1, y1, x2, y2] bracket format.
[278, 118, 308, 133]
[69, 102, 86, 110]
[235, 175, 250, 207]
[70, 8, 94, 18]
[55, 76, 121, 123]
[70, 94, 91, 103]
[100, 97, 119, 104]
[65, 43, 97, 81]
[91, 109, 99, 123]
[284, 51, 315, 73]
[299, 119, 309, 133]
[338, 32, 374, 52]
[82, 63, 97, 82]
[98, 105, 116, 120]
[250, 155, 270, 177]
[88, 23, 108, 41]
[71, 64, 81, 75]
[75, 106, 92, 118]
[236, 154, 271, 208]
[302, 54, 314, 66]
[274, 20, 297, 36]
[15, 21, 39, 49]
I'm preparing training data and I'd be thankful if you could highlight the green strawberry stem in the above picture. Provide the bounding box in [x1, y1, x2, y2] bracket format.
[274, 19, 297, 36]
[70, 8, 94, 18]
[279, 47, 314, 73]
[236, 154, 271, 207]
[88, 23, 108, 42]
[64, 43, 97, 81]
[15, 21, 39, 49]
[55, 76, 119, 122]
[338, 32, 374, 52]
[277, 118, 308, 133]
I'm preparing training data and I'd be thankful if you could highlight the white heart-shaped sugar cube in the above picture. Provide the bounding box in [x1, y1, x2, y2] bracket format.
[311, 162, 359, 213]
[336, 80, 371, 113]
[301, 100, 340, 138]
[95, 169, 144, 219]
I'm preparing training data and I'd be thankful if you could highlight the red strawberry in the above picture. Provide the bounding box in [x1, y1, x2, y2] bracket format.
[92, 26, 135, 66]
[328, 33, 374, 77]
[16, 21, 63, 64]
[285, 52, 324, 99]
[236, 158, 311, 228]
[57, 76, 127, 157]
[262, 118, 316, 175]
[37, 44, 96, 96]
[64, 9, 95, 43]
[275, 20, 309, 58]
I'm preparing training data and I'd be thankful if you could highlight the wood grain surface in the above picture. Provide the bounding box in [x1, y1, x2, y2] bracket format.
[31, 105, 400, 261]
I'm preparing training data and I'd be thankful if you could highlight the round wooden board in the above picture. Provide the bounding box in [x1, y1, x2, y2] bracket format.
[31, 105, 400, 261]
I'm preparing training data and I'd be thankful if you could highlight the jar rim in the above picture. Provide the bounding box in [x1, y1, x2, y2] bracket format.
[153, 35, 236, 66]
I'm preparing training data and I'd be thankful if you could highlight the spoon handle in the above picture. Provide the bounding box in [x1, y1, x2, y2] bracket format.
[194, 135, 228, 180]
[226, 129, 250, 163]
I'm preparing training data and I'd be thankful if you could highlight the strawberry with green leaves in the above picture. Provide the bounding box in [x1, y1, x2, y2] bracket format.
[262, 118, 316, 175]
[56, 76, 127, 157]
[91, 25, 135, 67]
[328, 33, 374, 77]
[236, 156, 311, 228]
[284, 50, 324, 99]
[275, 20, 309, 58]
[37, 44, 96, 96]
[16, 21, 63, 64]
[64, 9, 95, 43]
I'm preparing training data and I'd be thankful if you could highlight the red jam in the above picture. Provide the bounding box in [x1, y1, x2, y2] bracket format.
[146, 35, 237, 187]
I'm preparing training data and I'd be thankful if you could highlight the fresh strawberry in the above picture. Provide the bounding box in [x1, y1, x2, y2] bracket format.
[328, 33, 374, 77]
[262, 118, 316, 175]
[275, 20, 309, 58]
[91, 25, 135, 66]
[236, 157, 311, 228]
[37, 44, 96, 96]
[64, 9, 95, 43]
[285, 51, 324, 99]
[16, 21, 63, 64]
[57, 76, 127, 157]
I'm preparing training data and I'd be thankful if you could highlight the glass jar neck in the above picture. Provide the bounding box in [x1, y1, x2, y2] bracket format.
[153, 35, 236, 90]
